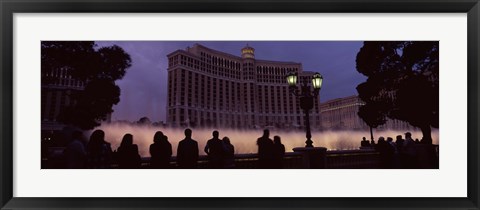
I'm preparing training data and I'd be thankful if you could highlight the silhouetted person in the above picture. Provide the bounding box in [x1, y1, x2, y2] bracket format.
[222, 137, 235, 168]
[272, 136, 285, 169]
[63, 130, 86, 169]
[117, 134, 141, 169]
[375, 136, 390, 169]
[395, 135, 404, 153]
[386, 137, 397, 168]
[257, 129, 274, 169]
[177, 128, 199, 169]
[204, 130, 224, 169]
[415, 138, 420, 144]
[361, 137, 371, 147]
[150, 131, 172, 169]
[402, 132, 417, 168]
[87, 129, 112, 169]
[387, 137, 397, 150]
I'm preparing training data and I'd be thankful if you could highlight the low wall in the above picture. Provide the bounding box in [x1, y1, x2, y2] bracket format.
[43, 145, 439, 169]
[135, 150, 381, 169]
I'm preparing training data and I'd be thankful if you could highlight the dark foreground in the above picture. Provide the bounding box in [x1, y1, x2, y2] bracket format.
[43, 144, 439, 169]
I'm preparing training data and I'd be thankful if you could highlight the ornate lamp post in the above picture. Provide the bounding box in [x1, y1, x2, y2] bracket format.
[286, 72, 323, 147]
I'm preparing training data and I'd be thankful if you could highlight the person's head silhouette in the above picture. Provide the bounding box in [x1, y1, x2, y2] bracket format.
[90, 129, 105, 145]
[184, 128, 192, 138]
[121, 133, 133, 147]
[222, 137, 230, 144]
[263, 129, 270, 138]
[212, 130, 219, 139]
[274, 136, 281, 144]
[405, 132, 412, 139]
[362, 137, 366, 141]
[378, 136, 385, 143]
[153, 131, 164, 143]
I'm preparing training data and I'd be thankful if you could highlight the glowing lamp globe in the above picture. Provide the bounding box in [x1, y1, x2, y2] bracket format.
[286, 72, 298, 87]
[312, 73, 323, 90]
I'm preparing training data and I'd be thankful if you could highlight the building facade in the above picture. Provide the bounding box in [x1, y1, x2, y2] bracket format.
[41, 67, 113, 136]
[41, 67, 86, 132]
[320, 95, 416, 131]
[320, 95, 368, 130]
[166, 44, 321, 129]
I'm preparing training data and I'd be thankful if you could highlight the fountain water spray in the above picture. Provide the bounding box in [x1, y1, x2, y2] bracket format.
[92, 123, 439, 157]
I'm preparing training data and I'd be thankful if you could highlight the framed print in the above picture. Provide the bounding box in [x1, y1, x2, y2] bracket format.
[1, 0, 479, 209]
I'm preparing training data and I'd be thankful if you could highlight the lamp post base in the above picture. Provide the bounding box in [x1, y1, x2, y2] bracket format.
[305, 139, 314, 147]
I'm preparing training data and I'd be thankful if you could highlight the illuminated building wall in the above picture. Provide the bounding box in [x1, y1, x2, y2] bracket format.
[320, 95, 416, 131]
[41, 67, 113, 133]
[166, 44, 321, 129]
[41, 68, 86, 131]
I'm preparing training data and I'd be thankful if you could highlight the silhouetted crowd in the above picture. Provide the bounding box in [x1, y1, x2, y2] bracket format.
[257, 129, 286, 169]
[360, 132, 423, 169]
[58, 128, 436, 169]
[61, 128, 285, 169]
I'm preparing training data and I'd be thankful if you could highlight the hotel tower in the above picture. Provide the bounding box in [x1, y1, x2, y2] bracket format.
[166, 44, 321, 129]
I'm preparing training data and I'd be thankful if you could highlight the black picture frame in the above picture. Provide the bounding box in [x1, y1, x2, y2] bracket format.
[1, 0, 479, 209]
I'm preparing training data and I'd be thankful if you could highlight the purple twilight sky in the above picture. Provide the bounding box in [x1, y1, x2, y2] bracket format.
[95, 41, 366, 123]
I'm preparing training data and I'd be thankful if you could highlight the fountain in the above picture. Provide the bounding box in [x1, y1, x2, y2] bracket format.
[92, 122, 439, 158]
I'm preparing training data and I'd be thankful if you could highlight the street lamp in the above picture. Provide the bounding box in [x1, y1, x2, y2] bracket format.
[286, 72, 323, 147]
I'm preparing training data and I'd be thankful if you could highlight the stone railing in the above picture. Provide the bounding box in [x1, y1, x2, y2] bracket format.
[326, 149, 380, 169]
[134, 152, 305, 169]
[43, 144, 439, 169]
[135, 150, 380, 169]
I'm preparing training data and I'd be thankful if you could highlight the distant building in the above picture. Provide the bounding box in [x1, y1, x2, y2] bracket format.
[166, 44, 322, 129]
[41, 67, 111, 134]
[320, 95, 416, 131]
[320, 95, 368, 130]
[41, 68, 85, 132]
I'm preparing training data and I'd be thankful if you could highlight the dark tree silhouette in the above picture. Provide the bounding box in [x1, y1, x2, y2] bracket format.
[357, 98, 387, 141]
[42, 41, 131, 130]
[356, 41, 438, 144]
[137, 117, 152, 125]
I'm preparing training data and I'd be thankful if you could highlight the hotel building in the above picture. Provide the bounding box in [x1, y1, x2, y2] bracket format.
[41, 68, 86, 132]
[41, 69, 114, 131]
[320, 95, 416, 131]
[166, 44, 321, 129]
